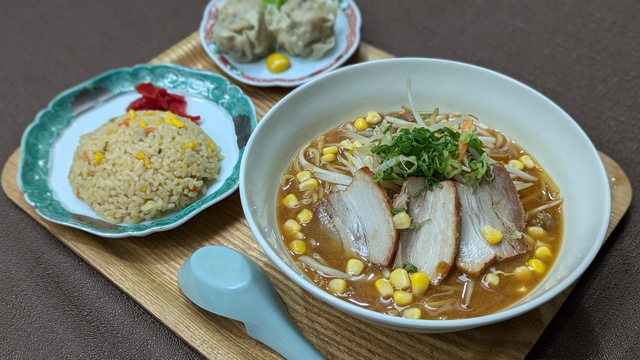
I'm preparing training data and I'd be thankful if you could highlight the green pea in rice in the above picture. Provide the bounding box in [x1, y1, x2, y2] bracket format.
[68, 110, 223, 224]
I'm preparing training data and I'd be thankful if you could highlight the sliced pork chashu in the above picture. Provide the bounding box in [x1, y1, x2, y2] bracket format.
[314, 168, 399, 266]
[393, 179, 460, 286]
[455, 164, 530, 276]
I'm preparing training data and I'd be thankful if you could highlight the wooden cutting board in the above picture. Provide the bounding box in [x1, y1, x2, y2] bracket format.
[1, 32, 633, 359]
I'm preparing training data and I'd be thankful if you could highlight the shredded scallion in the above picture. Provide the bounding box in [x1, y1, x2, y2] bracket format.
[371, 125, 489, 190]
[402, 261, 418, 273]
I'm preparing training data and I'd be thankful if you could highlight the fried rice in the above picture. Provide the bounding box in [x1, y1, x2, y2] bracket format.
[68, 110, 223, 224]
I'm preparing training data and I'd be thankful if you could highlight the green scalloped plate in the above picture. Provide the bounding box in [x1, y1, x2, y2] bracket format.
[18, 64, 256, 238]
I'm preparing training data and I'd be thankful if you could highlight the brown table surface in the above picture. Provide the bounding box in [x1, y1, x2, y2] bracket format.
[1, 0, 638, 359]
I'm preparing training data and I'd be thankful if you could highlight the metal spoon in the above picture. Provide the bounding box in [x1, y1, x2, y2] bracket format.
[177, 245, 324, 360]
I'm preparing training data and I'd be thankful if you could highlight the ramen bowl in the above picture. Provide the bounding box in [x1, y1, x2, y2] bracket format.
[239, 58, 610, 332]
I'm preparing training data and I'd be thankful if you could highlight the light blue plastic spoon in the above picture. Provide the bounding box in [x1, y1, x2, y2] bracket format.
[177, 245, 324, 360]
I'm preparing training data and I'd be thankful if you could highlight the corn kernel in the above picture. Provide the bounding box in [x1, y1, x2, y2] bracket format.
[374, 279, 394, 298]
[535, 246, 553, 262]
[129, 109, 136, 120]
[296, 170, 312, 183]
[528, 258, 547, 275]
[393, 290, 414, 306]
[354, 117, 368, 131]
[173, 118, 185, 128]
[508, 159, 524, 170]
[281, 194, 300, 208]
[392, 211, 412, 229]
[296, 209, 313, 224]
[298, 178, 319, 191]
[283, 219, 301, 233]
[346, 259, 365, 276]
[321, 153, 336, 162]
[482, 225, 503, 244]
[365, 111, 382, 125]
[519, 155, 535, 169]
[340, 139, 354, 150]
[289, 239, 306, 254]
[389, 268, 411, 290]
[164, 115, 185, 128]
[402, 308, 422, 319]
[484, 273, 500, 287]
[410, 272, 430, 296]
[322, 146, 339, 155]
[527, 226, 546, 239]
[328, 279, 347, 295]
[514, 266, 532, 281]
[92, 152, 104, 164]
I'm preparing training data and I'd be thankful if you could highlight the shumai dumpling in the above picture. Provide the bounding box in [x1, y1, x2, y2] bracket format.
[266, 0, 339, 59]
[212, 0, 275, 62]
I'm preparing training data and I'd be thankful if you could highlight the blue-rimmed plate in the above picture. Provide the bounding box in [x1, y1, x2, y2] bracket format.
[18, 64, 256, 238]
[200, 0, 361, 87]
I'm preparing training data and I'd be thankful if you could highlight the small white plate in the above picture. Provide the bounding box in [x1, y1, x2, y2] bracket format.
[200, 0, 361, 87]
[18, 64, 256, 238]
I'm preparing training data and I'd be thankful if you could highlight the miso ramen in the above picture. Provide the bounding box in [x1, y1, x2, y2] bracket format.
[276, 105, 563, 320]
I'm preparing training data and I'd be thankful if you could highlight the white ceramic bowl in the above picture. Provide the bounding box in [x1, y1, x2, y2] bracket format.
[239, 58, 611, 332]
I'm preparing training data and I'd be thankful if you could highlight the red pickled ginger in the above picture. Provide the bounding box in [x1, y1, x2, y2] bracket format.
[126, 83, 201, 121]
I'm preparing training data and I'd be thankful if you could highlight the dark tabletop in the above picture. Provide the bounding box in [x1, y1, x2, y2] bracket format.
[1, 0, 638, 359]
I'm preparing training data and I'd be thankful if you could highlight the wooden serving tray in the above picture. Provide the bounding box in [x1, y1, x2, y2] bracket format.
[2, 32, 633, 359]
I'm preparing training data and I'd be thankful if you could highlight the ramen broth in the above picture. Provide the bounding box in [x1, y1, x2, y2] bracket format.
[276, 108, 563, 320]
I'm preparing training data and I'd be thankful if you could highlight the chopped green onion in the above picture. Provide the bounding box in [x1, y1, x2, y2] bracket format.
[403, 261, 418, 273]
[371, 125, 488, 190]
[263, 0, 287, 9]
[413, 218, 432, 230]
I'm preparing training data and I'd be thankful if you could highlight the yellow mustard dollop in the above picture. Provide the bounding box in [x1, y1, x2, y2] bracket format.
[266, 52, 291, 74]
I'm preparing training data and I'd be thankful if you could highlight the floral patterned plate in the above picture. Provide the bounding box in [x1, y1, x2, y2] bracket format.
[18, 64, 256, 238]
[200, 0, 361, 87]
